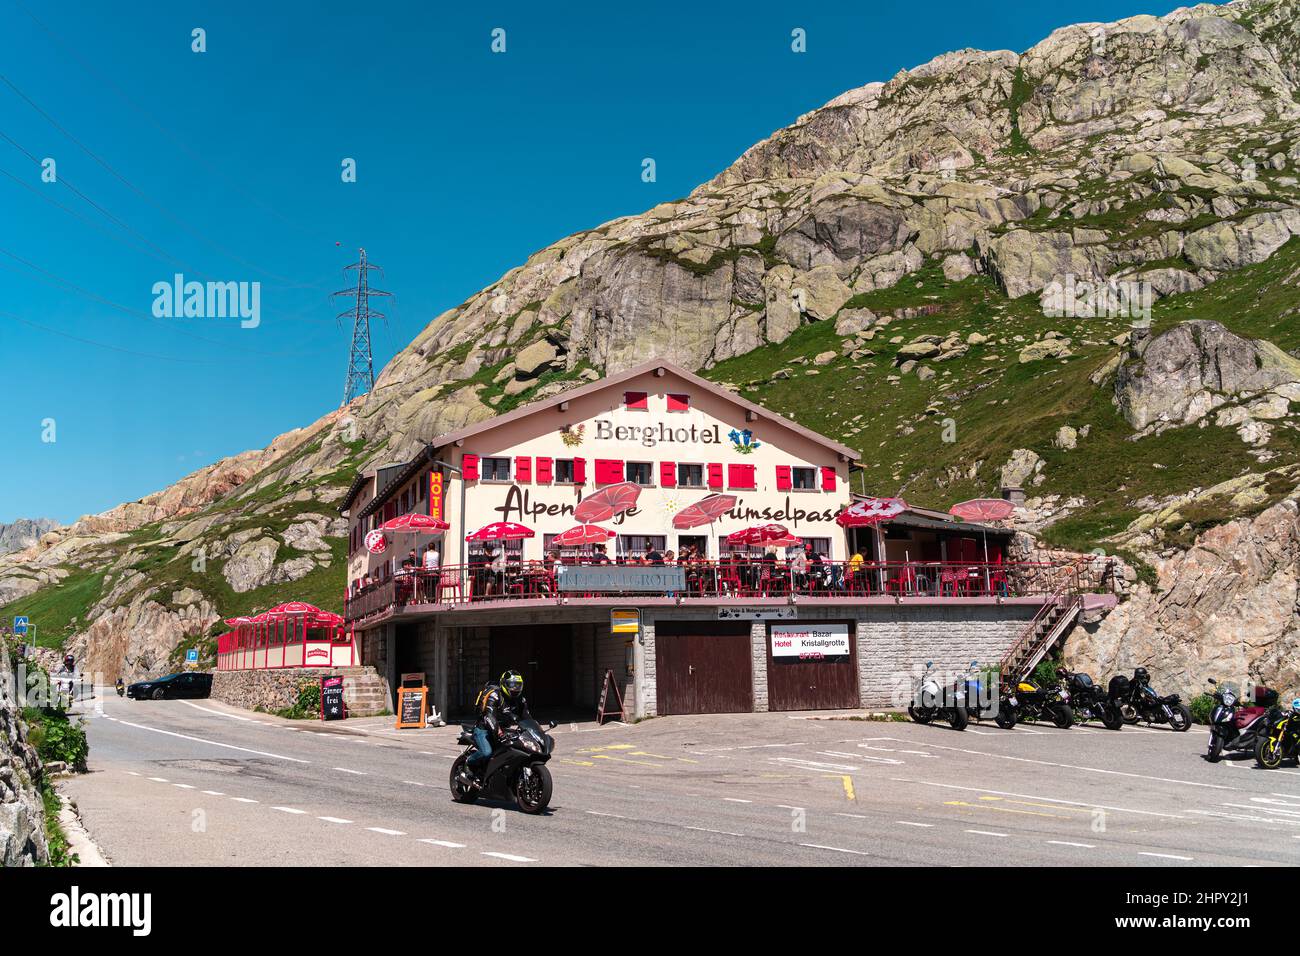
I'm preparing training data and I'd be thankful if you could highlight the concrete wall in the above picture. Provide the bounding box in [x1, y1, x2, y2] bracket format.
[750, 620, 769, 713]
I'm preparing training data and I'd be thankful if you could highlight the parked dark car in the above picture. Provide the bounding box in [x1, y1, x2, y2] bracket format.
[127, 672, 213, 700]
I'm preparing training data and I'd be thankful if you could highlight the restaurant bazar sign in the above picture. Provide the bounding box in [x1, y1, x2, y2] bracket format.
[493, 485, 838, 527]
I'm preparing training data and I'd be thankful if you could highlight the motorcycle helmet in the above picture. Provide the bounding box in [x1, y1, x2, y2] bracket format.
[500, 670, 524, 700]
[1291, 697, 1300, 715]
[1133, 667, 1149, 684]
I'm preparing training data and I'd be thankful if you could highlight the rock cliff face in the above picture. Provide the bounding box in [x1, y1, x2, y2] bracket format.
[0, 641, 50, 866]
[1067, 499, 1300, 695]
[2, 0, 1299, 695]
[0, 519, 60, 557]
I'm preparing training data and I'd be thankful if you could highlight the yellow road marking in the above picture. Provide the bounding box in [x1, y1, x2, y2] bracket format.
[832, 774, 856, 801]
[1006, 799, 1094, 814]
[560, 759, 595, 767]
[590, 754, 669, 767]
[944, 800, 1061, 818]
[576, 744, 636, 753]
[629, 751, 698, 763]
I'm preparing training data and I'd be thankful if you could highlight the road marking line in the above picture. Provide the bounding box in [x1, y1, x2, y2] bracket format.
[367, 827, 405, 836]
[332, 767, 369, 775]
[125, 771, 141, 776]
[317, 816, 353, 824]
[176, 700, 256, 721]
[113, 719, 310, 763]
[586, 810, 627, 819]
[403, 780, 433, 787]
[894, 778, 1188, 819]
[840, 775, 856, 801]
[684, 826, 744, 837]
[723, 798, 752, 804]
[1140, 852, 1193, 861]
[799, 843, 869, 856]
[1047, 840, 1095, 848]
[147, 777, 169, 783]
[482, 852, 536, 862]
[172, 783, 195, 790]
[966, 728, 996, 735]
[201, 790, 224, 796]
[231, 797, 258, 803]
[965, 829, 1008, 837]
[896, 821, 933, 827]
[272, 806, 307, 814]
[420, 839, 466, 848]
[776, 805, 805, 811]
[946, 800, 1059, 818]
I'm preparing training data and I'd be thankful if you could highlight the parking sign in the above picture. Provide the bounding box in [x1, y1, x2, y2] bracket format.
[186, 648, 199, 665]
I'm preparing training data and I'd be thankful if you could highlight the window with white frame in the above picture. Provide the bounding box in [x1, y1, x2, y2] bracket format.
[791, 466, 817, 490]
[480, 457, 511, 481]
[625, 461, 654, 486]
[677, 463, 704, 487]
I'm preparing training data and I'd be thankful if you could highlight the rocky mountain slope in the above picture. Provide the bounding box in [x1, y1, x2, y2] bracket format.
[0, 519, 59, 557]
[2, 0, 1298, 693]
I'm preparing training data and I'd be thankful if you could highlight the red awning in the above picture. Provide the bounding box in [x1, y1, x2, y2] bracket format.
[466, 521, 536, 541]
[948, 498, 1015, 522]
[836, 497, 908, 527]
[553, 524, 616, 546]
[574, 481, 642, 523]
[672, 493, 737, 530]
[380, 513, 450, 532]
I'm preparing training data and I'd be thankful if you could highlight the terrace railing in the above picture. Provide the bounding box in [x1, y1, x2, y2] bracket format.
[343, 558, 1081, 624]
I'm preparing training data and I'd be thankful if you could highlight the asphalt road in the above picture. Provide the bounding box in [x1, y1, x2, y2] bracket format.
[60, 691, 1300, 867]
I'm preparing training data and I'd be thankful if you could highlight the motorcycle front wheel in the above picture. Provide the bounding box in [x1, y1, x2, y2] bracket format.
[994, 707, 1017, 730]
[1052, 705, 1074, 729]
[1206, 732, 1224, 762]
[1256, 736, 1285, 770]
[449, 754, 479, 804]
[1101, 705, 1124, 731]
[515, 762, 552, 814]
[948, 707, 968, 731]
[1169, 704, 1192, 732]
[908, 706, 933, 725]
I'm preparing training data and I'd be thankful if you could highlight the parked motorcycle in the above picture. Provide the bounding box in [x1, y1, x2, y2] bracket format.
[998, 674, 1073, 729]
[955, 661, 1000, 723]
[1060, 668, 1122, 730]
[1255, 699, 1300, 769]
[450, 717, 556, 813]
[1205, 678, 1277, 762]
[1119, 667, 1191, 731]
[909, 661, 967, 730]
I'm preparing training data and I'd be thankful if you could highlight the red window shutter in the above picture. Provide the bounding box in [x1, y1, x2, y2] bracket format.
[535, 457, 553, 483]
[624, 391, 648, 410]
[595, 459, 623, 484]
[515, 456, 532, 483]
[462, 454, 479, 480]
[820, 466, 837, 491]
[775, 465, 792, 491]
[728, 464, 756, 489]
[667, 393, 689, 412]
[707, 462, 724, 489]
[573, 457, 586, 484]
[659, 461, 676, 488]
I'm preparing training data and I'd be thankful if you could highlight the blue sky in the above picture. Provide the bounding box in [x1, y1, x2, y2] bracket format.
[0, 0, 1181, 524]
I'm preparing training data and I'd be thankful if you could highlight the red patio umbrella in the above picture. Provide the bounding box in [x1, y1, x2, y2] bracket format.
[726, 523, 795, 546]
[264, 601, 323, 616]
[574, 481, 642, 523]
[466, 521, 536, 541]
[671, 493, 737, 530]
[948, 498, 1015, 522]
[380, 513, 451, 532]
[553, 524, 616, 546]
[836, 497, 908, 527]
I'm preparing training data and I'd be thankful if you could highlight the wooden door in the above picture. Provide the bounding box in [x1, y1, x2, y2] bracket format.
[766, 621, 859, 711]
[656, 622, 752, 715]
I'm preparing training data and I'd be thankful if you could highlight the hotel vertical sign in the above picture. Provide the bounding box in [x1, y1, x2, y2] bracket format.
[429, 470, 445, 521]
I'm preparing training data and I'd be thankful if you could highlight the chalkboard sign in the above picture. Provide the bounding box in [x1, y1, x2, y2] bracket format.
[320, 675, 347, 721]
[396, 685, 427, 729]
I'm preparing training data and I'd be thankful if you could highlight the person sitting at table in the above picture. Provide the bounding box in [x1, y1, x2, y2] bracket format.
[591, 544, 611, 566]
[789, 546, 808, 590]
[807, 548, 827, 589]
[400, 549, 417, 573]
[487, 546, 506, 595]
[848, 549, 865, 592]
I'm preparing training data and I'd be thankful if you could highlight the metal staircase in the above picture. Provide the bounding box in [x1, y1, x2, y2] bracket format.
[999, 575, 1083, 684]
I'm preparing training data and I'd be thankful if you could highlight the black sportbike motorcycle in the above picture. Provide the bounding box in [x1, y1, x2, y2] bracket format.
[451, 718, 556, 813]
[1059, 668, 1122, 730]
[1117, 667, 1191, 731]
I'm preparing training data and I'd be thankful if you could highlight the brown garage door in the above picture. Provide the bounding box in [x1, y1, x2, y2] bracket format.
[656, 621, 752, 715]
[766, 621, 859, 711]
[489, 625, 573, 708]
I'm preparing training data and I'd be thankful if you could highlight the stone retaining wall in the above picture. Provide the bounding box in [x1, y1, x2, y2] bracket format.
[0, 638, 50, 866]
[211, 667, 386, 716]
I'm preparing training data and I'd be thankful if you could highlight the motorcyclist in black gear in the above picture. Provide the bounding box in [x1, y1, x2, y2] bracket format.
[466, 670, 531, 778]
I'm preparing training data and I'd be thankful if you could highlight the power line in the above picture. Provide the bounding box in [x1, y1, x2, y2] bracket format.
[0, 309, 221, 365]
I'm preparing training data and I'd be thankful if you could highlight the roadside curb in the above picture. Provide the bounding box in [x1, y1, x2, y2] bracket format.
[56, 782, 111, 867]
